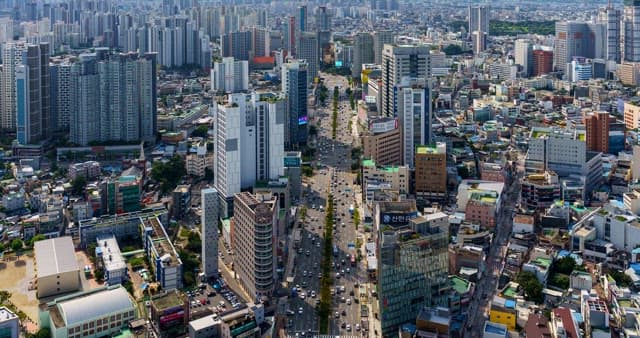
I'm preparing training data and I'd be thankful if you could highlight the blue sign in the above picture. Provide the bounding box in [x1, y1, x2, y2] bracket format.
[298, 116, 308, 125]
[335, 61, 343, 67]
[380, 212, 418, 225]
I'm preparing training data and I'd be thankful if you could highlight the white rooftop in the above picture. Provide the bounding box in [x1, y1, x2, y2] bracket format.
[189, 313, 221, 331]
[34, 237, 79, 277]
[58, 287, 134, 326]
[96, 235, 126, 272]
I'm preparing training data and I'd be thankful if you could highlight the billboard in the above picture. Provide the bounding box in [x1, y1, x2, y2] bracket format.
[380, 211, 418, 225]
[369, 118, 397, 134]
[298, 116, 308, 125]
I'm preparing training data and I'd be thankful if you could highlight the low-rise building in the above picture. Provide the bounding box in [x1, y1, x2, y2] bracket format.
[0, 307, 19, 338]
[522, 247, 553, 285]
[150, 291, 189, 337]
[465, 191, 498, 229]
[34, 237, 80, 299]
[95, 235, 127, 285]
[489, 296, 517, 331]
[513, 214, 535, 234]
[483, 321, 508, 338]
[2, 191, 25, 212]
[188, 303, 264, 338]
[68, 161, 101, 180]
[142, 217, 183, 290]
[41, 285, 137, 338]
[521, 172, 561, 212]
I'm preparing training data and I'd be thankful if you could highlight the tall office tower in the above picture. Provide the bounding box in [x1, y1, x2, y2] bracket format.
[515, 39, 533, 77]
[0, 42, 24, 131]
[352, 32, 374, 78]
[471, 30, 488, 54]
[624, 0, 640, 61]
[232, 191, 278, 300]
[211, 57, 249, 94]
[315, 6, 331, 31]
[585, 111, 620, 154]
[297, 5, 307, 33]
[252, 27, 271, 57]
[69, 51, 157, 146]
[554, 21, 599, 72]
[15, 43, 50, 145]
[570, 57, 593, 82]
[49, 61, 72, 131]
[381, 44, 431, 117]
[281, 60, 308, 150]
[533, 48, 554, 76]
[296, 32, 318, 84]
[373, 30, 394, 65]
[213, 93, 285, 217]
[377, 206, 449, 337]
[468, 5, 490, 38]
[317, 30, 331, 63]
[598, 4, 621, 62]
[283, 16, 296, 56]
[221, 31, 252, 61]
[201, 187, 219, 280]
[395, 78, 432, 167]
[415, 143, 447, 201]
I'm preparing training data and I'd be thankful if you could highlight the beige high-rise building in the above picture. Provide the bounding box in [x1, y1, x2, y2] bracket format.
[232, 191, 278, 300]
[362, 117, 402, 166]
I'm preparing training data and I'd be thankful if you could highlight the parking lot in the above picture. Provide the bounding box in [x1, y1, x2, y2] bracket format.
[186, 277, 246, 319]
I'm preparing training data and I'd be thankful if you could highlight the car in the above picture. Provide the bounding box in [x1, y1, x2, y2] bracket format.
[303, 270, 307, 277]
[286, 310, 295, 315]
[311, 291, 316, 298]
[346, 298, 351, 305]
[341, 322, 346, 329]
[298, 307, 303, 314]
[318, 273, 322, 278]
[355, 324, 361, 331]
[346, 324, 351, 331]
[299, 293, 306, 300]
[340, 296, 346, 303]
[306, 250, 311, 256]
[336, 273, 341, 279]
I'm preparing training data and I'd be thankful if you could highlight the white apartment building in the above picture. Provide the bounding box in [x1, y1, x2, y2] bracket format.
[211, 57, 249, 94]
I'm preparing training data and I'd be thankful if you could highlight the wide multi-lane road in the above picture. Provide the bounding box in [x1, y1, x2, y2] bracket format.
[286, 72, 366, 336]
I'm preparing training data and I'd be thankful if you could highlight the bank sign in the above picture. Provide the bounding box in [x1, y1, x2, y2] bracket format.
[381, 211, 418, 225]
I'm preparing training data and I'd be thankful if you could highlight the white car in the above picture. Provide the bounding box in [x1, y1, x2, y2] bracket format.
[346, 324, 351, 331]
[346, 298, 351, 305]
[355, 324, 361, 331]
[300, 292, 306, 299]
[298, 307, 303, 314]
[311, 291, 316, 298]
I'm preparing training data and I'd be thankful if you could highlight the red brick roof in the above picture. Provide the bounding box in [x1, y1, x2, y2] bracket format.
[525, 313, 551, 337]
[553, 308, 579, 338]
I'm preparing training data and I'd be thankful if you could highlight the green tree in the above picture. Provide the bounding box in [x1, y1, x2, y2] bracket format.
[191, 125, 209, 138]
[151, 156, 186, 194]
[71, 176, 87, 196]
[28, 234, 46, 247]
[552, 256, 577, 275]
[517, 271, 544, 304]
[443, 44, 465, 56]
[10, 239, 23, 252]
[186, 232, 202, 253]
[0, 242, 4, 253]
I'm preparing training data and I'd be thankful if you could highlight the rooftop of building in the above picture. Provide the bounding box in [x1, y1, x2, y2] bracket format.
[34, 236, 79, 278]
[95, 235, 126, 272]
[525, 313, 551, 338]
[416, 144, 445, 155]
[49, 286, 134, 328]
[514, 214, 534, 225]
[450, 275, 471, 294]
[173, 185, 190, 194]
[0, 307, 17, 322]
[144, 217, 180, 267]
[151, 291, 184, 311]
[484, 321, 507, 336]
